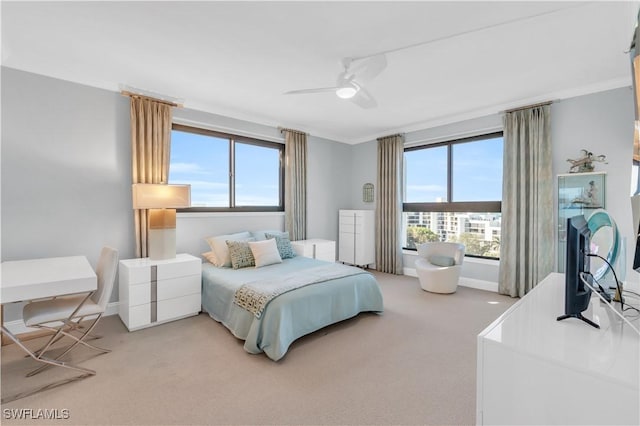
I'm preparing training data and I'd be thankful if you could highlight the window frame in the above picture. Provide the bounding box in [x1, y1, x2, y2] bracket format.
[403, 131, 503, 257]
[172, 123, 285, 213]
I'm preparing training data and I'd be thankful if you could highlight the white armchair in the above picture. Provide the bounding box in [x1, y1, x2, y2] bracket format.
[415, 242, 465, 294]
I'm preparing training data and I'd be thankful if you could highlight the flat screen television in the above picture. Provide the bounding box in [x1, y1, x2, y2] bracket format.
[557, 215, 599, 329]
[632, 194, 640, 272]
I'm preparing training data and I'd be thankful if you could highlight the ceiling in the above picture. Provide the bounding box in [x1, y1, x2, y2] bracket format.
[2, 1, 638, 144]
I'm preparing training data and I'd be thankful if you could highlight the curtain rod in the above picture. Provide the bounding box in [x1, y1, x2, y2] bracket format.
[377, 133, 404, 140]
[504, 100, 553, 114]
[278, 126, 308, 136]
[121, 91, 182, 108]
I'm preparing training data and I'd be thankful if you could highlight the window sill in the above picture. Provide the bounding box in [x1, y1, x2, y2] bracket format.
[402, 249, 499, 265]
[177, 211, 285, 218]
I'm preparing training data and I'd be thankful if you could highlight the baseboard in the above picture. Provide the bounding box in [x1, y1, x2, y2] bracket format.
[403, 267, 498, 293]
[3, 302, 121, 336]
[458, 277, 499, 293]
[104, 301, 120, 317]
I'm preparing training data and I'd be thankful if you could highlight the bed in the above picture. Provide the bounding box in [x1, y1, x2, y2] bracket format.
[201, 256, 384, 361]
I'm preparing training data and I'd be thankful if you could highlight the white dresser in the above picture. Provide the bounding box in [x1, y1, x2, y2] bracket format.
[291, 239, 336, 262]
[119, 253, 201, 331]
[339, 209, 375, 267]
[477, 272, 639, 425]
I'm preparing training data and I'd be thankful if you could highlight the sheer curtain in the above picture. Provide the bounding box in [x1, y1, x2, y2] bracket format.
[499, 104, 553, 297]
[283, 129, 307, 241]
[130, 96, 173, 258]
[376, 134, 404, 274]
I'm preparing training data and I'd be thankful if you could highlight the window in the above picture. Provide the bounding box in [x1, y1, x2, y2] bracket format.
[403, 133, 503, 259]
[169, 124, 284, 211]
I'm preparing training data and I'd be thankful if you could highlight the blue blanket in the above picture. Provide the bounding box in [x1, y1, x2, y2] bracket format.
[234, 262, 369, 318]
[202, 256, 384, 361]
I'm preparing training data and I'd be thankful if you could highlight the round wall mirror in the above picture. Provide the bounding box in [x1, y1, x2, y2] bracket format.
[587, 209, 620, 280]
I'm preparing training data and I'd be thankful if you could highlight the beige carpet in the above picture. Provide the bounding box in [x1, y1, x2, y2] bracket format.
[1, 272, 515, 425]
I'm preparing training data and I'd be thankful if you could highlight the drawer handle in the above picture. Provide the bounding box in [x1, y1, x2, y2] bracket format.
[150, 266, 157, 323]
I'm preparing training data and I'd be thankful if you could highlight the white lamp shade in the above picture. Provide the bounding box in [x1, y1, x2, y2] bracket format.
[132, 184, 191, 209]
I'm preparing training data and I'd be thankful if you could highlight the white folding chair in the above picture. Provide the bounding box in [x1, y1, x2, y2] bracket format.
[21, 246, 118, 377]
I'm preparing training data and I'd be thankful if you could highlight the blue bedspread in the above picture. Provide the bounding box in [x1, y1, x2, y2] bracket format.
[201, 256, 384, 361]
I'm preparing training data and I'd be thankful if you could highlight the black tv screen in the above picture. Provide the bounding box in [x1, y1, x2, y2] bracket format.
[557, 215, 598, 328]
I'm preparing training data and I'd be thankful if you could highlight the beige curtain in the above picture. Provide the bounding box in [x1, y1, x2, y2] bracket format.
[284, 130, 307, 241]
[130, 96, 173, 258]
[499, 105, 553, 297]
[376, 134, 404, 274]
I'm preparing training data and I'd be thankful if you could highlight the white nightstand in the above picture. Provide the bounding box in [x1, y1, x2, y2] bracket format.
[291, 239, 336, 262]
[119, 253, 201, 331]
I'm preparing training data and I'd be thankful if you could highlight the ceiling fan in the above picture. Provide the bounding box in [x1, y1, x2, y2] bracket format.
[284, 54, 387, 109]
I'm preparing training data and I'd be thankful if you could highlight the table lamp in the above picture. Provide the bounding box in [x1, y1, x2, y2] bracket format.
[132, 183, 191, 260]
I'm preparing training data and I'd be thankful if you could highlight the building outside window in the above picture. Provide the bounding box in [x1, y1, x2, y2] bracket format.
[169, 124, 284, 212]
[403, 133, 503, 259]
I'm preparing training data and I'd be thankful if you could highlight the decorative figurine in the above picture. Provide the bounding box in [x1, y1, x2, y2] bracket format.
[567, 149, 607, 173]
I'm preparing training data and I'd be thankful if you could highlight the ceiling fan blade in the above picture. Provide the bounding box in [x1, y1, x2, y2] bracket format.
[283, 87, 338, 95]
[347, 54, 387, 82]
[350, 87, 377, 109]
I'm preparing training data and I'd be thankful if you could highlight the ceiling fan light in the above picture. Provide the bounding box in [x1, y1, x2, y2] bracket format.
[336, 86, 358, 99]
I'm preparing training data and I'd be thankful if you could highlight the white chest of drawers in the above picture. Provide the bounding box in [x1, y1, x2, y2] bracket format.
[339, 209, 375, 267]
[291, 239, 336, 262]
[118, 253, 201, 331]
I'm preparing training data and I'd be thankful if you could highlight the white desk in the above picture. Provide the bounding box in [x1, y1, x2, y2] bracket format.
[1, 256, 96, 303]
[477, 273, 640, 425]
[0, 255, 98, 402]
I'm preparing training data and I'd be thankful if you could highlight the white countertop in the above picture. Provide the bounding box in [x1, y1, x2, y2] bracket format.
[480, 272, 639, 390]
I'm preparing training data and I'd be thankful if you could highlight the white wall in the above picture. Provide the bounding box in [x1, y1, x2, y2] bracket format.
[1, 67, 133, 319]
[349, 140, 377, 211]
[307, 135, 353, 241]
[551, 87, 635, 280]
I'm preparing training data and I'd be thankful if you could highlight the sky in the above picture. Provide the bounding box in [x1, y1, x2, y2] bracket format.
[405, 136, 503, 202]
[169, 130, 280, 207]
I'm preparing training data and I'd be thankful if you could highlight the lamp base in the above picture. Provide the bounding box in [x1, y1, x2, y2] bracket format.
[148, 209, 177, 260]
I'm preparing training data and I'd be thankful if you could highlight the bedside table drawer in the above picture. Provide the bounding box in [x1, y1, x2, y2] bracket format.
[128, 304, 151, 330]
[157, 294, 201, 322]
[292, 244, 312, 257]
[157, 259, 200, 280]
[126, 275, 200, 306]
[315, 248, 335, 262]
[128, 283, 151, 306]
[157, 275, 200, 300]
[292, 239, 335, 262]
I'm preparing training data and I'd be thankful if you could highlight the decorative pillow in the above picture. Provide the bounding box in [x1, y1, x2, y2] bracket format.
[265, 232, 296, 259]
[429, 255, 456, 267]
[205, 231, 252, 267]
[202, 251, 218, 265]
[226, 240, 255, 269]
[248, 239, 282, 268]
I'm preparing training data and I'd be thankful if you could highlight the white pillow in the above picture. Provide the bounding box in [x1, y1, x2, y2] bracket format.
[205, 231, 252, 267]
[249, 239, 282, 268]
[202, 251, 218, 265]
